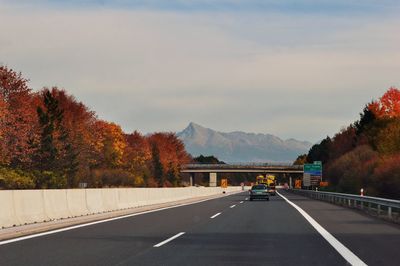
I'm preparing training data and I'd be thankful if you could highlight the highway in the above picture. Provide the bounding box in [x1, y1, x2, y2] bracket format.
[1, 190, 400, 266]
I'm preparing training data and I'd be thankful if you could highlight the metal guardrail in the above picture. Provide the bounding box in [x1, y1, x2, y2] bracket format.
[290, 189, 400, 222]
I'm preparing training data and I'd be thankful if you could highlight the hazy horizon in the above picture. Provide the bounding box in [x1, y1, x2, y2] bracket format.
[1, 0, 399, 143]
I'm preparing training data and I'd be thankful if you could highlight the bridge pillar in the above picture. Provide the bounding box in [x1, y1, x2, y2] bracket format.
[209, 173, 217, 187]
[189, 173, 194, 186]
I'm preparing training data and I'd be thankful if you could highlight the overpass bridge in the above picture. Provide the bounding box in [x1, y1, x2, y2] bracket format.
[181, 163, 303, 186]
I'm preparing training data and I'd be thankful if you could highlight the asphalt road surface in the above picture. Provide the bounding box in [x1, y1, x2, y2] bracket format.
[1, 190, 399, 266]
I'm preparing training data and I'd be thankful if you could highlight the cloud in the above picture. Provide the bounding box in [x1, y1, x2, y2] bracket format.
[0, 3, 399, 142]
[2, 0, 400, 14]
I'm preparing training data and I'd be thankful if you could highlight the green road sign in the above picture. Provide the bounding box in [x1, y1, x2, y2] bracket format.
[304, 163, 322, 175]
[304, 161, 323, 186]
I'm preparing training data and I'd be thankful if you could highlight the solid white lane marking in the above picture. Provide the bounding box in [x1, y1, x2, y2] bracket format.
[230, 205, 236, 208]
[276, 191, 366, 266]
[210, 212, 221, 219]
[240, 201, 244, 204]
[154, 232, 185, 247]
[0, 191, 246, 246]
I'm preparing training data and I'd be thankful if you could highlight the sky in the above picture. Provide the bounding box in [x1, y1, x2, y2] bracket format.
[1, 0, 399, 143]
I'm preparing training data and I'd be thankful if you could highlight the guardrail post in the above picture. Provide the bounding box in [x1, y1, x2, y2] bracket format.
[388, 207, 392, 219]
[377, 205, 381, 216]
[348, 199, 351, 207]
[368, 202, 371, 212]
[360, 201, 363, 210]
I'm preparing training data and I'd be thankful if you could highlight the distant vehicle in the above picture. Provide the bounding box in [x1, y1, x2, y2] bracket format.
[256, 175, 267, 185]
[249, 184, 269, 201]
[256, 174, 276, 195]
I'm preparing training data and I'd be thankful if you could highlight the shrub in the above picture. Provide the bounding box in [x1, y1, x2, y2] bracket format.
[325, 145, 378, 194]
[0, 167, 35, 189]
[372, 155, 400, 199]
[89, 169, 136, 188]
[32, 171, 67, 189]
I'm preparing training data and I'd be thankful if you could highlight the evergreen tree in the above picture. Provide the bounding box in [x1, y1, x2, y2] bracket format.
[354, 104, 376, 136]
[151, 142, 164, 186]
[36, 90, 63, 171]
[307, 137, 331, 164]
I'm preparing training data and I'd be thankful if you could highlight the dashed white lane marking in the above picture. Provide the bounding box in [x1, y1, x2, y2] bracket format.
[230, 205, 236, 208]
[240, 201, 244, 204]
[154, 232, 185, 247]
[245, 197, 248, 200]
[276, 191, 366, 266]
[0, 191, 244, 246]
[210, 212, 221, 219]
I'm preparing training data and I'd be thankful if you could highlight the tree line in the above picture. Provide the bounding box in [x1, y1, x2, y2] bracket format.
[295, 87, 400, 199]
[0, 66, 191, 189]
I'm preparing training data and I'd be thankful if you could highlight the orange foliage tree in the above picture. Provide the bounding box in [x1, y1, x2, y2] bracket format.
[92, 120, 127, 169]
[147, 133, 191, 186]
[123, 131, 151, 186]
[0, 66, 40, 167]
[49, 88, 98, 186]
[369, 87, 400, 118]
[0, 66, 192, 189]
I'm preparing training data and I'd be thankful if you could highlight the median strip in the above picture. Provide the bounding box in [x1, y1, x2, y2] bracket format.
[210, 212, 221, 219]
[154, 232, 185, 247]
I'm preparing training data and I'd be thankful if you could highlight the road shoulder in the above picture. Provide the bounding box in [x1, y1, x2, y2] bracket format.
[280, 189, 400, 266]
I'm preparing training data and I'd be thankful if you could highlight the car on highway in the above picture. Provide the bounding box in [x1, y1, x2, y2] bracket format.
[249, 184, 269, 201]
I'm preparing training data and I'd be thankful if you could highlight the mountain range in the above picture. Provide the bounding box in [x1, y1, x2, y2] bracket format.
[176, 122, 312, 163]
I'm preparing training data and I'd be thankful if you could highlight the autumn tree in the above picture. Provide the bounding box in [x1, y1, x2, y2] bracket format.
[92, 120, 127, 169]
[50, 88, 97, 187]
[0, 66, 39, 167]
[368, 87, 400, 118]
[376, 119, 400, 155]
[123, 131, 151, 186]
[329, 126, 356, 161]
[373, 155, 400, 199]
[324, 145, 378, 193]
[293, 154, 307, 165]
[147, 133, 191, 186]
[0, 94, 8, 164]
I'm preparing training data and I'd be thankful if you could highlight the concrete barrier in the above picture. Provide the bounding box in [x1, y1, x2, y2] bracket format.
[101, 189, 119, 212]
[0, 186, 243, 228]
[13, 190, 48, 226]
[86, 189, 104, 214]
[66, 189, 88, 217]
[43, 189, 70, 221]
[0, 191, 16, 228]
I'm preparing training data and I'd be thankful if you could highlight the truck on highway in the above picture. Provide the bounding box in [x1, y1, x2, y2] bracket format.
[266, 175, 276, 195]
[256, 174, 276, 195]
